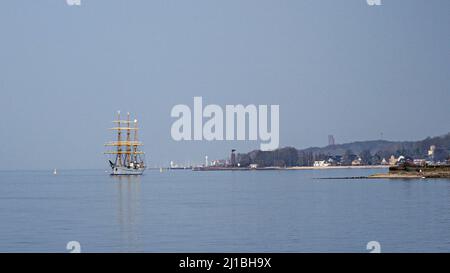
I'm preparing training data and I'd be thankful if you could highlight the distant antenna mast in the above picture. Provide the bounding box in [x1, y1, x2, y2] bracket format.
[328, 135, 335, 146]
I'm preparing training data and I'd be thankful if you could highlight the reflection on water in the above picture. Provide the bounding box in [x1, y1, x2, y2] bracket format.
[114, 175, 142, 252]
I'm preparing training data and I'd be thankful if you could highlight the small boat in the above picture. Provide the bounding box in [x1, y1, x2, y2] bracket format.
[53, 169, 57, 175]
[104, 111, 146, 175]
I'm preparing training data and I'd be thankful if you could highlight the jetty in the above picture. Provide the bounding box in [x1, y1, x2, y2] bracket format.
[369, 164, 450, 179]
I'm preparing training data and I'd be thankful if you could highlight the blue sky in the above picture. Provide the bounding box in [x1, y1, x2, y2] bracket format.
[0, 0, 449, 169]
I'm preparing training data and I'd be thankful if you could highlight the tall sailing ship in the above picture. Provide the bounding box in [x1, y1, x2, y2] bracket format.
[104, 111, 146, 175]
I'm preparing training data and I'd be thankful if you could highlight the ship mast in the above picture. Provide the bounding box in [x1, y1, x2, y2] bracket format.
[104, 112, 144, 167]
[126, 112, 132, 166]
[117, 111, 122, 166]
[133, 118, 138, 163]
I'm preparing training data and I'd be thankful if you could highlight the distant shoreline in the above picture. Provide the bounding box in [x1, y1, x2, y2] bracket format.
[286, 165, 389, 170]
[191, 165, 390, 171]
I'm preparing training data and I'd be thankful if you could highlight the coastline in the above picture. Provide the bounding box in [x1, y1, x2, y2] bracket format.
[192, 165, 390, 171]
[190, 164, 450, 179]
[368, 173, 426, 179]
[286, 165, 389, 170]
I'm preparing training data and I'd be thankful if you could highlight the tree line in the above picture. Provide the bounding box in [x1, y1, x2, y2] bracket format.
[235, 133, 450, 167]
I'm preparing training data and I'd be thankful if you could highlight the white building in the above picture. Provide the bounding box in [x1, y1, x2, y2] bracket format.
[313, 160, 330, 167]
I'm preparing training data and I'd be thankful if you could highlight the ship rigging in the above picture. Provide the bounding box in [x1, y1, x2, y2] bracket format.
[104, 111, 146, 175]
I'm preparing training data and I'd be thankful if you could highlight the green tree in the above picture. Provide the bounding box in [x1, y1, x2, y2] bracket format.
[342, 149, 354, 166]
[359, 150, 372, 165]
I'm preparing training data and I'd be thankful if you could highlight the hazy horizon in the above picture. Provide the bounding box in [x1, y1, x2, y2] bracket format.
[4, 130, 449, 171]
[1, 0, 449, 170]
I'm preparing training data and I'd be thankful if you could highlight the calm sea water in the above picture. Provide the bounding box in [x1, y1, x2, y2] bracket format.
[0, 169, 449, 253]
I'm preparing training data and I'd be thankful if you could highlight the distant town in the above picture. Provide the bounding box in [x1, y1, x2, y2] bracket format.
[167, 132, 450, 171]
